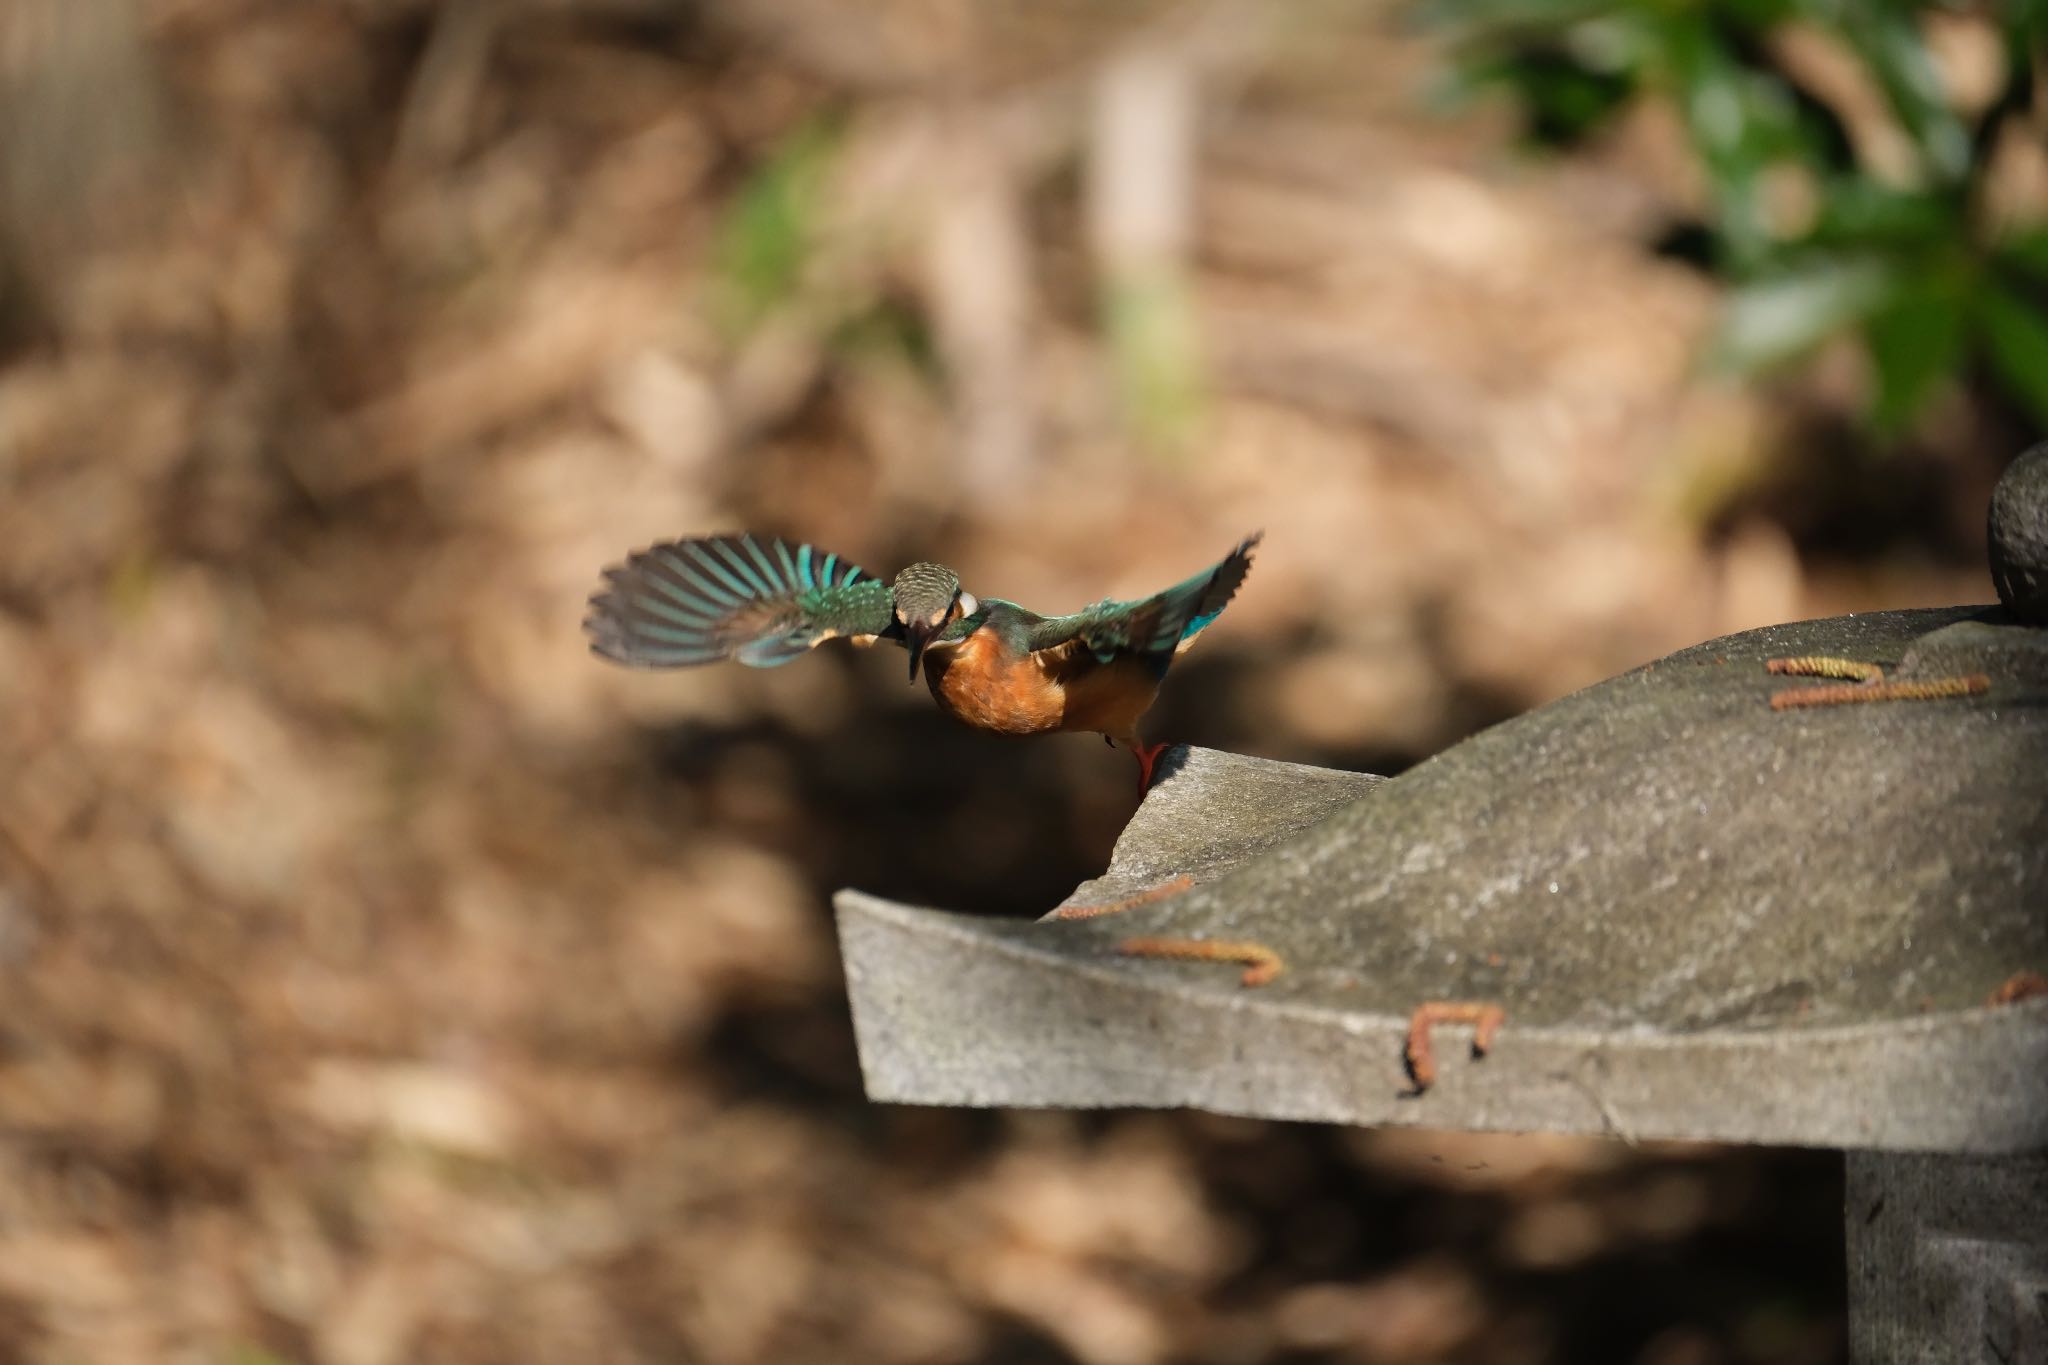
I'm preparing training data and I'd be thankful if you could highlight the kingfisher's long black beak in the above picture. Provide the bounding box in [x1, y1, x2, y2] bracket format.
[906, 621, 937, 683]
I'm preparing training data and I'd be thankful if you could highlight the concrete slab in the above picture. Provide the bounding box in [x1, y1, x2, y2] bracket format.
[838, 606, 2048, 1153]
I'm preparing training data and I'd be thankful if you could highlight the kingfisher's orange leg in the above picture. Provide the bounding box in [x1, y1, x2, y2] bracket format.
[1109, 738, 1172, 792]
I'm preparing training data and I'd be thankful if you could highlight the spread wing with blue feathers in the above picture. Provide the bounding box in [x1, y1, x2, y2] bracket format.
[585, 534, 897, 668]
[1027, 533, 1260, 665]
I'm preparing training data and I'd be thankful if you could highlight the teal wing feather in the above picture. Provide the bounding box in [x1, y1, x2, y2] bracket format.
[1027, 533, 1261, 664]
[585, 534, 897, 668]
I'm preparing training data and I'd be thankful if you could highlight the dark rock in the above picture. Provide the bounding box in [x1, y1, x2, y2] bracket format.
[1988, 441, 2048, 624]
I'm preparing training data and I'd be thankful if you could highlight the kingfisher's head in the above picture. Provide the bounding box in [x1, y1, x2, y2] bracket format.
[892, 562, 979, 682]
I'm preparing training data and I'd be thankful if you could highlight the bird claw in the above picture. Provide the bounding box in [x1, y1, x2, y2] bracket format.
[1130, 741, 1171, 794]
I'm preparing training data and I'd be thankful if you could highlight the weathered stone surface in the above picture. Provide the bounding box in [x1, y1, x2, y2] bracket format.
[1898, 615, 2048, 683]
[1053, 746, 1384, 913]
[1989, 441, 2048, 625]
[837, 607, 2048, 1152]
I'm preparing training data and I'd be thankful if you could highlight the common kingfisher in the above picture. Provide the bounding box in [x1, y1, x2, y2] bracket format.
[584, 532, 1261, 789]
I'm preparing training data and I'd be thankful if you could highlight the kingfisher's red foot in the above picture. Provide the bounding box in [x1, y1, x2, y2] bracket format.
[1130, 740, 1172, 793]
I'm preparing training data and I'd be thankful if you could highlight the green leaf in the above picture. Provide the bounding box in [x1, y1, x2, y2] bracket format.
[711, 118, 840, 336]
[1420, 0, 1627, 38]
[1661, 16, 1812, 269]
[1997, 229, 2048, 284]
[1806, 182, 1956, 251]
[1841, 5, 1971, 186]
[1719, 0, 1799, 26]
[1429, 5, 1654, 145]
[1708, 257, 1897, 375]
[1465, 47, 1637, 144]
[1977, 286, 2048, 431]
[1865, 276, 1967, 432]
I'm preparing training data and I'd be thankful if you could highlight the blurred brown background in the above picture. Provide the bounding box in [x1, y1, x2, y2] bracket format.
[1, 1, 2035, 1362]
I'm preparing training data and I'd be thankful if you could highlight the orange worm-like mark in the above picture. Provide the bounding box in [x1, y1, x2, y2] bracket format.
[1771, 675, 1989, 709]
[1404, 1001, 1506, 1092]
[1766, 656, 1884, 682]
[1051, 874, 1196, 920]
[1765, 656, 1989, 710]
[1116, 936, 1283, 987]
[1987, 971, 2048, 1007]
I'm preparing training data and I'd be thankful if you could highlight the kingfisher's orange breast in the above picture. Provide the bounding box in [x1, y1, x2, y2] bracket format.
[924, 629, 1161, 740]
